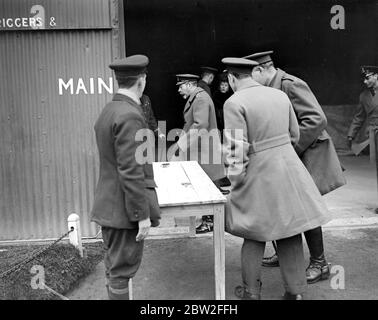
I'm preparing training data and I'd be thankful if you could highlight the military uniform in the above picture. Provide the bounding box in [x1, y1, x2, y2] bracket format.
[268, 68, 346, 195]
[198, 66, 218, 98]
[91, 55, 160, 300]
[348, 88, 378, 140]
[140, 94, 159, 133]
[222, 57, 329, 299]
[198, 79, 212, 97]
[176, 84, 224, 181]
[244, 51, 345, 285]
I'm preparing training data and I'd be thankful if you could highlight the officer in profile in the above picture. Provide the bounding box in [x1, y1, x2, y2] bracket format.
[170, 73, 227, 233]
[91, 54, 161, 300]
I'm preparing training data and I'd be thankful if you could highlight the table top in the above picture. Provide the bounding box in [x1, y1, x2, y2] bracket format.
[152, 161, 227, 207]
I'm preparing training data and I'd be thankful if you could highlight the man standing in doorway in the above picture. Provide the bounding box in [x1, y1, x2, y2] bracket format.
[91, 55, 161, 300]
[244, 51, 345, 284]
[347, 66, 378, 148]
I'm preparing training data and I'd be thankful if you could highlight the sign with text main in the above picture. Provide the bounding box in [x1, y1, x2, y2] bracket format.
[0, 0, 112, 31]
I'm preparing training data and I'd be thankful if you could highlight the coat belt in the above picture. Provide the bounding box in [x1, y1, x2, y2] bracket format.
[248, 134, 291, 155]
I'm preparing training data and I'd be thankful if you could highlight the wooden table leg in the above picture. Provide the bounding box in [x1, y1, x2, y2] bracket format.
[213, 204, 225, 300]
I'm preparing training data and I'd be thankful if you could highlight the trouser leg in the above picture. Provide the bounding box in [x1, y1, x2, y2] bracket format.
[304, 226, 326, 262]
[241, 239, 265, 295]
[102, 227, 144, 300]
[276, 234, 307, 295]
[304, 226, 330, 283]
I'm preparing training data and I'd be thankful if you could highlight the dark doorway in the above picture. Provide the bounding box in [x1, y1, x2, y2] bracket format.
[124, 0, 378, 131]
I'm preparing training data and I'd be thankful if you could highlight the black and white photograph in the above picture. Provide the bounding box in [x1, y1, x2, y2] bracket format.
[0, 0, 378, 305]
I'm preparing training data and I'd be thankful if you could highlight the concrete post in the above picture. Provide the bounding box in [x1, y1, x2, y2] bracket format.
[67, 213, 83, 257]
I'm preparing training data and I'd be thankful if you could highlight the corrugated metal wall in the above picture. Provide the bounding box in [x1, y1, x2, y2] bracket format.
[0, 0, 111, 30]
[0, 0, 119, 240]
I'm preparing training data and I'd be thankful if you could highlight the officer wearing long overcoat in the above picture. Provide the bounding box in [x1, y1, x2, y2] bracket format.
[172, 74, 225, 182]
[222, 57, 330, 300]
[244, 51, 345, 284]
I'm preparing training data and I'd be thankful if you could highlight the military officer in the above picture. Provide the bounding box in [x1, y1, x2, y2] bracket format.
[169, 74, 227, 233]
[198, 66, 218, 98]
[91, 55, 161, 300]
[222, 57, 330, 300]
[347, 66, 378, 147]
[243, 51, 345, 284]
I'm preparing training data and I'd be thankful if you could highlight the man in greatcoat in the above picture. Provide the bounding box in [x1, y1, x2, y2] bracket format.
[244, 51, 346, 284]
[91, 55, 161, 300]
[347, 66, 378, 147]
[168, 74, 227, 233]
[222, 57, 330, 300]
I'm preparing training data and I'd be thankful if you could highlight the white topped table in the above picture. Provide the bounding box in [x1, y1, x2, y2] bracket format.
[152, 161, 227, 300]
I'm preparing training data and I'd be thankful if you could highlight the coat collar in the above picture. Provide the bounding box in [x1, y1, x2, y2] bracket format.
[237, 79, 261, 92]
[112, 93, 140, 106]
[268, 68, 286, 89]
[112, 93, 144, 115]
[183, 87, 205, 113]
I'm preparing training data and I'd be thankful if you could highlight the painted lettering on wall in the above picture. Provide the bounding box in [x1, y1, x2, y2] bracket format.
[0, 5, 56, 30]
[58, 78, 114, 95]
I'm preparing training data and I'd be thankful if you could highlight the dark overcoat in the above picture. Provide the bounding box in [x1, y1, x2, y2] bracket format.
[90, 93, 161, 229]
[269, 68, 346, 195]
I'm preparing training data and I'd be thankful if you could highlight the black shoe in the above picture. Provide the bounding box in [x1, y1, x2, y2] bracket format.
[262, 253, 279, 267]
[218, 177, 231, 187]
[218, 187, 230, 195]
[306, 260, 330, 284]
[283, 292, 304, 300]
[196, 221, 213, 234]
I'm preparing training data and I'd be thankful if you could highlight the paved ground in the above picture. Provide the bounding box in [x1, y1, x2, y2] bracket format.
[67, 155, 378, 300]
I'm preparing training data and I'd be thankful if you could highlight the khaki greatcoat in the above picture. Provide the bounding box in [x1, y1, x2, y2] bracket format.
[173, 87, 225, 181]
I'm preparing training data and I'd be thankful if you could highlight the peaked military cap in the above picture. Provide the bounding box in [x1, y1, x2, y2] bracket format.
[201, 66, 218, 74]
[109, 54, 149, 78]
[361, 65, 378, 76]
[243, 51, 274, 65]
[176, 74, 200, 85]
[221, 57, 259, 74]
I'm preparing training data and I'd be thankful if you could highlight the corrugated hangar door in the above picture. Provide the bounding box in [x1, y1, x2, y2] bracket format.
[0, 0, 123, 240]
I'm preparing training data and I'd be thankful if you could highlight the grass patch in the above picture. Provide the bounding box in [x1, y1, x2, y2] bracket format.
[0, 242, 104, 300]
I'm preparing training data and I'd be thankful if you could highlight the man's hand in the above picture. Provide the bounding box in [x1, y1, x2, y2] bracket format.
[347, 137, 353, 149]
[136, 218, 151, 242]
